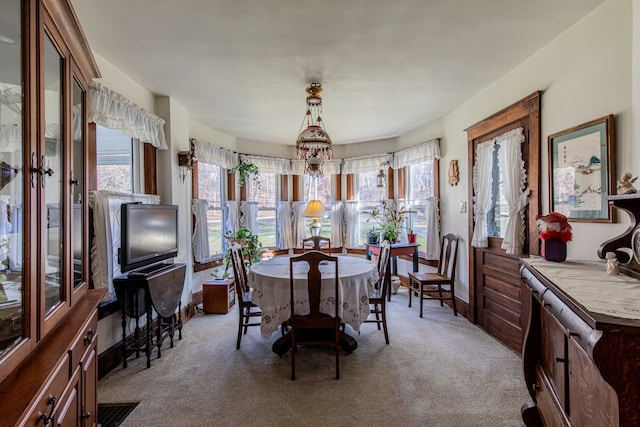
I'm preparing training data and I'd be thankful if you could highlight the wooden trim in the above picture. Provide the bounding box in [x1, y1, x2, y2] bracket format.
[292, 175, 301, 201]
[334, 174, 342, 201]
[143, 142, 157, 195]
[280, 175, 289, 201]
[346, 174, 355, 200]
[433, 158, 440, 198]
[390, 166, 398, 199]
[227, 171, 236, 201]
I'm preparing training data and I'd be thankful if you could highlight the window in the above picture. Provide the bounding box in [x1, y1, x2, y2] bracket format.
[96, 125, 143, 193]
[197, 162, 226, 258]
[406, 160, 435, 251]
[247, 172, 277, 248]
[304, 174, 332, 238]
[357, 170, 386, 245]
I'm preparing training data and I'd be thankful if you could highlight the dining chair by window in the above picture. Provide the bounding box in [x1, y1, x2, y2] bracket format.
[302, 236, 331, 253]
[363, 240, 392, 344]
[229, 242, 261, 349]
[289, 251, 340, 380]
[407, 234, 459, 318]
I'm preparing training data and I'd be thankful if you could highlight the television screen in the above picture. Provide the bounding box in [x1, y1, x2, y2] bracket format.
[119, 203, 179, 273]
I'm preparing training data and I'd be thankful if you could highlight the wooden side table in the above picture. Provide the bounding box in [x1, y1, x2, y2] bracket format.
[203, 278, 236, 314]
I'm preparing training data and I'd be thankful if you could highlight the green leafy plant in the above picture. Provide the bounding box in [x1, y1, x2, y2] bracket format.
[230, 160, 260, 190]
[224, 226, 262, 268]
[365, 201, 414, 243]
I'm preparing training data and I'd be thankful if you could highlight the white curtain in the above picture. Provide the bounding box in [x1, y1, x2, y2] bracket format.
[240, 201, 258, 235]
[471, 140, 495, 248]
[192, 139, 238, 170]
[344, 201, 360, 248]
[424, 196, 440, 260]
[497, 128, 529, 254]
[276, 201, 293, 249]
[342, 154, 394, 175]
[87, 82, 167, 149]
[225, 201, 239, 234]
[88, 190, 160, 301]
[393, 139, 441, 169]
[329, 201, 344, 248]
[191, 199, 210, 263]
[292, 201, 307, 249]
[239, 154, 291, 174]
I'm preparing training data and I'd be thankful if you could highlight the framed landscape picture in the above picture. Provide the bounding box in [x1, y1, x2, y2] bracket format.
[548, 115, 615, 222]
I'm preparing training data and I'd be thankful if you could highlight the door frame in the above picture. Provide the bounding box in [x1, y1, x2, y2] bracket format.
[465, 91, 542, 324]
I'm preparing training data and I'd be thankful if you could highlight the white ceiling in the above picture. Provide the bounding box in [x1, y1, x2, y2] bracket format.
[71, 0, 604, 146]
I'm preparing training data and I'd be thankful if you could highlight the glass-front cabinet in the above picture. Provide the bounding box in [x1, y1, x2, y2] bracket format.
[0, 1, 102, 426]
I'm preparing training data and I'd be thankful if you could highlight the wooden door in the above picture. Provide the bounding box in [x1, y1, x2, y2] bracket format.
[466, 92, 541, 353]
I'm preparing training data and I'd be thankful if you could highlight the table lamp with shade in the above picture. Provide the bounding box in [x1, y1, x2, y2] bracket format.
[303, 200, 325, 236]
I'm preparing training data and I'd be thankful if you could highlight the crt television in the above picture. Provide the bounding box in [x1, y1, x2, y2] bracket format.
[119, 203, 179, 273]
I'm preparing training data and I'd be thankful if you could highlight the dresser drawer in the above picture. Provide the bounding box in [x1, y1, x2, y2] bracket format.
[21, 355, 69, 427]
[69, 309, 98, 369]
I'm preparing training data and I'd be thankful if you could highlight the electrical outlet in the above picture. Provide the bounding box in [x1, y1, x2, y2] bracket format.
[459, 201, 467, 213]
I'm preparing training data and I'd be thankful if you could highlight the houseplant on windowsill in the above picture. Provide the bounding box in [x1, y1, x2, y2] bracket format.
[223, 226, 262, 274]
[407, 229, 418, 244]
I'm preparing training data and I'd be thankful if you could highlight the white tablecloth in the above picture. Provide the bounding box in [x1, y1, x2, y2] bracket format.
[249, 255, 379, 339]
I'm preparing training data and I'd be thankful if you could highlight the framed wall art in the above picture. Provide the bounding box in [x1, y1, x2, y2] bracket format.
[548, 114, 615, 222]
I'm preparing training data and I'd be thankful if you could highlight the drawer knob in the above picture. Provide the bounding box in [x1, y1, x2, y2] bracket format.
[84, 328, 94, 345]
[532, 383, 540, 391]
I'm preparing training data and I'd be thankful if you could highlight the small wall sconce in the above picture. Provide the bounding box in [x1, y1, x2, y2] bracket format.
[376, 161, 390, 188]
[178, 149, 195, 182]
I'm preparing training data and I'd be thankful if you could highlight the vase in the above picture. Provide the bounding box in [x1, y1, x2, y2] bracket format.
[541, 239, 567, 262]
[407, 233, 417, 244]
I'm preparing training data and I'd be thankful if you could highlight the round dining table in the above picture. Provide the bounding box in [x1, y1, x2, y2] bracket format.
[248, 255, 379, 346]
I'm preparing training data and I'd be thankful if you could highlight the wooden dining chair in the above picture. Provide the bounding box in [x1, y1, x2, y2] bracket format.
[289, 251, 340, 380]
[363, 240, 392, 344]
[302, 236, 331, 253]
[407, 233, 459, 318]
[229, 243, 261, 349]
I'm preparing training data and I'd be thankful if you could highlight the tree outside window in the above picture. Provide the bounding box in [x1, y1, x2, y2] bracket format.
[197, 162, 225, 257]
[247, 172, 277, 248]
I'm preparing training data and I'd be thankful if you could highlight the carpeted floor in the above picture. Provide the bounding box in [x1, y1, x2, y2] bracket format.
[98, 287, 528, 427]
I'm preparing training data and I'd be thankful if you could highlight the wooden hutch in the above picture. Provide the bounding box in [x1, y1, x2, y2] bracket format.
[0, 0, 103, 426]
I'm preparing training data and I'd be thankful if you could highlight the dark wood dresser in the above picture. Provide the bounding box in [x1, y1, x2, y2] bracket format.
[520, 258, 640, 426]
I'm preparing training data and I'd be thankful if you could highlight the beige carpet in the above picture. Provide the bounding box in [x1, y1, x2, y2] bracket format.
[98, 288, 528, 427]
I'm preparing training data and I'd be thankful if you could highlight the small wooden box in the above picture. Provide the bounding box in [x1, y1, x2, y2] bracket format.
[202, 278, 236, 314]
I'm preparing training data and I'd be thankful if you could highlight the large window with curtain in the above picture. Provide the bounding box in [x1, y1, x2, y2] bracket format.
[303, 174, 332, 238]
[246, 172, 278, 248]
[197, 162, 226, 257]
[357, 170, 385, 245]
[405, 160, 435, 252]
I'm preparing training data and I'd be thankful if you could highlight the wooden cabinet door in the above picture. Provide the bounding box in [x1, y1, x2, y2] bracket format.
[81, 345, 98, 427]
[540, 305, 567, 411]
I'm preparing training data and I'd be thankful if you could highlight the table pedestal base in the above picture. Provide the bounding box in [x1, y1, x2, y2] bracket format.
[272, 329, 358, 356]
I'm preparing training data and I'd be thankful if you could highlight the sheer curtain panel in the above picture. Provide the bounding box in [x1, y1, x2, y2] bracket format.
[191, 199, 210, 263]
[471, 140, 495, 248]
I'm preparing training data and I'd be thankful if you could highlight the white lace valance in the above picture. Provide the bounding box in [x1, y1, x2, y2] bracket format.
[290, 159, 342, 175]
[239, 154, 291, 174]
[88, 81, 167, 149]
[192, 139, 238, 170]
[393, 139, 441, 169]
[341, 154, 393, 175]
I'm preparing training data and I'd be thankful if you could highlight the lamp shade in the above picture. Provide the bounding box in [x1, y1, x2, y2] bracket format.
[303, 200, 324, 218]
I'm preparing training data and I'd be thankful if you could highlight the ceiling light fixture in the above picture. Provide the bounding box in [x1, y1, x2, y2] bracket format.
[295, 83, 332, 177]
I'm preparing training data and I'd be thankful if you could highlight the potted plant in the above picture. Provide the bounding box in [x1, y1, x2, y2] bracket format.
[230, 160, 260, 190]
[407, 229, 418, 244]
[366, 228, 380, 244]
[223, 226, 262, 273]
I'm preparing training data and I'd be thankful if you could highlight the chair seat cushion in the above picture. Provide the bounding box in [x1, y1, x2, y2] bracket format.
[409, 272, 450, 283]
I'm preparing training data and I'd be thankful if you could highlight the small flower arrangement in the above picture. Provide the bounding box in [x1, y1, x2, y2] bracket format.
[536, 212, 572, 242]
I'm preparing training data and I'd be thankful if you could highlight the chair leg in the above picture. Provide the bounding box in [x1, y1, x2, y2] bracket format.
[236, 308, 243, 349]
[419, 284, 424, 318]
[374, 305, 381, 330]
[438, 285, 444, 306]
[408, 279, 413, 307]
[381, 304, 389, 345]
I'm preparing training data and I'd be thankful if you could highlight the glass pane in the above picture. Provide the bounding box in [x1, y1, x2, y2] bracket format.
[0, 0, 24, 356]
[198, 163, 224, 256]
[96, 125, 133, 192]
[409, 161, 434, 199]
[304, 174, 332, 238]
[488, 145, 508, 238]
[247, 173, 276, 248]
[358, 170, 384, 202]
[43, 34, 63, 314]
[72, 80, 84, 287]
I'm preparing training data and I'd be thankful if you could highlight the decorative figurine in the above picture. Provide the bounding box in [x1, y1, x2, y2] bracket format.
[605, 252, 620, 275]
[616, 172, 638, 195]
[448, 160, 459, 186]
